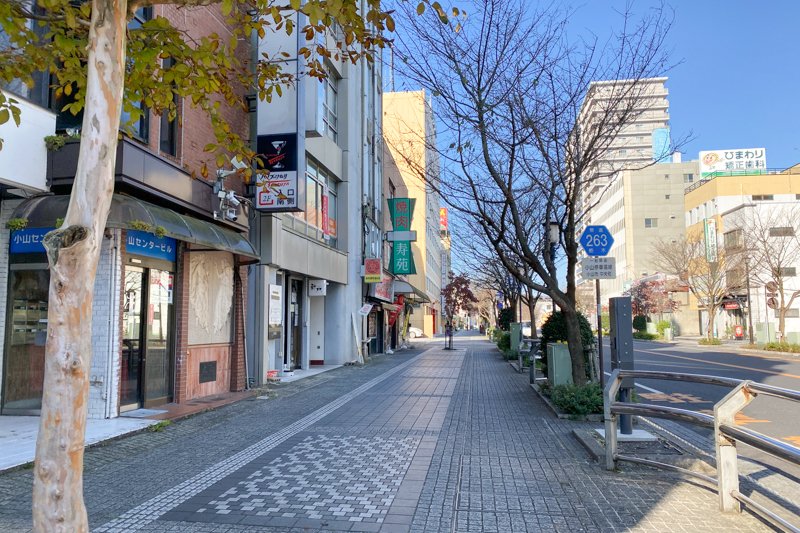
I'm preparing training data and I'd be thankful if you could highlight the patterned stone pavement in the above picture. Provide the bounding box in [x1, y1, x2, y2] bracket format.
[0, 336, 777, 532]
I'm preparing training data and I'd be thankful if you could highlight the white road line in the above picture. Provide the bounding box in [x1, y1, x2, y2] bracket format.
[604, 371, 665, 394]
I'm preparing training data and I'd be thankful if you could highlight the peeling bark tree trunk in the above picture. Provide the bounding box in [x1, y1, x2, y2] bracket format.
[32, 0, 128, 530]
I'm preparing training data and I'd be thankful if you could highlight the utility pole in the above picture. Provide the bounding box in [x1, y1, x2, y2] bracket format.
[745, 256, 755, 344]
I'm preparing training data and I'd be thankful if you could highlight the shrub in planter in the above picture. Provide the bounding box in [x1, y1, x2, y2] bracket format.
[550, 382, 604, 416]
[698, 338, 722, 345]
[633, 315, 648, 332]
[633, 331, 658, 340]
[540, 311, 593, 377]
[497, 331, 511, 352]
[655, 320, 671, 337]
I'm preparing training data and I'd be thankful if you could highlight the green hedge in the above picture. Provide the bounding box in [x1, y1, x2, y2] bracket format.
[656, 320, 671, 336]
[698, 338, 722, 345]
[633, 315, 647, 332]
[549, 383, 604, 416]
[763, 342, 800, 353]
[633, 332, 658, 340]
[497, 331, 511, 352]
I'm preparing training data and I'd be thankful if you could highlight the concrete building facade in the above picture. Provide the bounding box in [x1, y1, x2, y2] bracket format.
[247, 14, 385, 383]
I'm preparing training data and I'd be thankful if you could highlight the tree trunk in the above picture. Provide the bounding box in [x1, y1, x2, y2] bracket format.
[706, 305, 716, 340]
[562, 307, 587, 385]
[32, 0, 127, 530]
[528, 295, 537, 339]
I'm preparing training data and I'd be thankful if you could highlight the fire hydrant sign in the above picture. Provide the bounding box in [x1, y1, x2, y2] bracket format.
[581, 257, 616, 279]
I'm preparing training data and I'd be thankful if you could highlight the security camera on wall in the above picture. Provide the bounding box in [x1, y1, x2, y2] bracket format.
[225, 208, 238, 222]
[225, 190, 241, 207]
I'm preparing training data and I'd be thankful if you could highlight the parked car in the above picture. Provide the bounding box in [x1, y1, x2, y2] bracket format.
[408, 326, 424, 339]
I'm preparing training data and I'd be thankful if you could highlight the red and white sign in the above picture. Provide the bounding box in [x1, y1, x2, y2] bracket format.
[439, 207, 448, 231]
[321, 194, 329, 235]
[364, 258, 382, 283]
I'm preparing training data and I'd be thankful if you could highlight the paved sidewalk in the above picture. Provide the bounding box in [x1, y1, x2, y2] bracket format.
[0, 337, 772, 532]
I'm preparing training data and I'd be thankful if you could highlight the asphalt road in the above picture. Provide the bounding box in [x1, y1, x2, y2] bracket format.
[602, 338, 800, 479]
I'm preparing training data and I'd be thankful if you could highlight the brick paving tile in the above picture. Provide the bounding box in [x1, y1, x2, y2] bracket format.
[0, 337, 779, 532]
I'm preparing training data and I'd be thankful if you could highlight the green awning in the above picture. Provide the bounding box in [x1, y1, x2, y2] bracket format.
[12, 194, 259, 261]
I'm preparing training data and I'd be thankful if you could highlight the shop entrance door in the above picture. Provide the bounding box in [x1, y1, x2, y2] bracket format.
[121, 266, 174, 411]
[286, 279, 303, 370]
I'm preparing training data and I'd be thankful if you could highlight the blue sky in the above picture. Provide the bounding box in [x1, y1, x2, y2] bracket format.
[567, 0, 800, 169]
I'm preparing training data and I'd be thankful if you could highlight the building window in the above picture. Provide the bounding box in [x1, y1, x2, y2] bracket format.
[665, 194, 670, 200]
[769, 227, 795, 237]
[322, 64, 338, 143]
[299, 159, 338, 246]
[664, 174, 670, 180]
[644, 218, 658, 228]
[159, 58, 178, 156]
[775, 267, 797, 277]
[724, 229, 743, 250]
[796, 194, 800, 200]
[785, 309, 800, 318]
[683, 173, 694, 183]
[752, 194, 774, 201]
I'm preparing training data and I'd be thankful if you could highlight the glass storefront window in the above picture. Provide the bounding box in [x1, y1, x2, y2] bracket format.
[1, 269, 49, 413]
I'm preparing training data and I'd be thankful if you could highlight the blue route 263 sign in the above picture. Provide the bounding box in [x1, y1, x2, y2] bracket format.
[579, 225, 614, 256]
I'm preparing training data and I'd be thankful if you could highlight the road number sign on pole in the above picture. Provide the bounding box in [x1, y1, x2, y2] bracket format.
[580, 225, 614, 256]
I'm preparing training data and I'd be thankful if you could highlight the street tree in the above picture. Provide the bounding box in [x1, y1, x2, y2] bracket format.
[727, 204, 800, 340]
[442, 272, 477, 326]
[652, 233, 741, 339]
[629, 278, 676, 320]
[0, 1, 422, 530]
[389, 0, 676, 383]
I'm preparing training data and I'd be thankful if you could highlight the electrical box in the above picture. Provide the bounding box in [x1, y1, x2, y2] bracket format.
[609, 296, 634, 387]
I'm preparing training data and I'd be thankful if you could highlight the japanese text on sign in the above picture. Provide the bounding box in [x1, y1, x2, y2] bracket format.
[700, 148, 767, 177]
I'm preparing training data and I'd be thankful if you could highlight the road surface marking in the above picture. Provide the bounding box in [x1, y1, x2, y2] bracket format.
[604, 371, 664, 394]
[639, 392, 710, 404]
[734, 413, 770, 425]
[633, 349, 800, 381]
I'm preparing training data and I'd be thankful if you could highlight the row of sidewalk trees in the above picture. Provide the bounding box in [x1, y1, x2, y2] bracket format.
[388, 0, 677, 385]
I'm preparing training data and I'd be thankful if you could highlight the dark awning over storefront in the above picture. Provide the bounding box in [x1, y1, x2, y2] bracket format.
[12, 194, 259, 261]
[392, 280, 430, 303]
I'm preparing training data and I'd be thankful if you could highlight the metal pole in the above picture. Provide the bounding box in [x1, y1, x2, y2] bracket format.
[745, 257, 755, 344]
[596, 279, 604, 387]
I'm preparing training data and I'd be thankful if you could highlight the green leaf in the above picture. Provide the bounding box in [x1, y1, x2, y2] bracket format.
[221, 0, 233, 16]
[416, 2, 425, 15]
[0, 109, 9, 125]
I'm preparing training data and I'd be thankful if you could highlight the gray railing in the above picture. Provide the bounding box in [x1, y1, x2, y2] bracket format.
[604, 369, 800, 532]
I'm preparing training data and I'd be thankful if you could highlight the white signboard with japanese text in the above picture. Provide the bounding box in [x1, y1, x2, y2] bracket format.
[268, 284, 283, 325]
[700, 148, 767, 177]
[581, 257, 616, 280]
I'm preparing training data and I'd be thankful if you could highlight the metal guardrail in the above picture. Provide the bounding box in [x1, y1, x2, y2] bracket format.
[604, 369, 800, 532]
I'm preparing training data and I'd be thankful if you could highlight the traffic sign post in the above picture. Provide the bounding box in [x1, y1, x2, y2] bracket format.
[580, 225, 614, 387]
